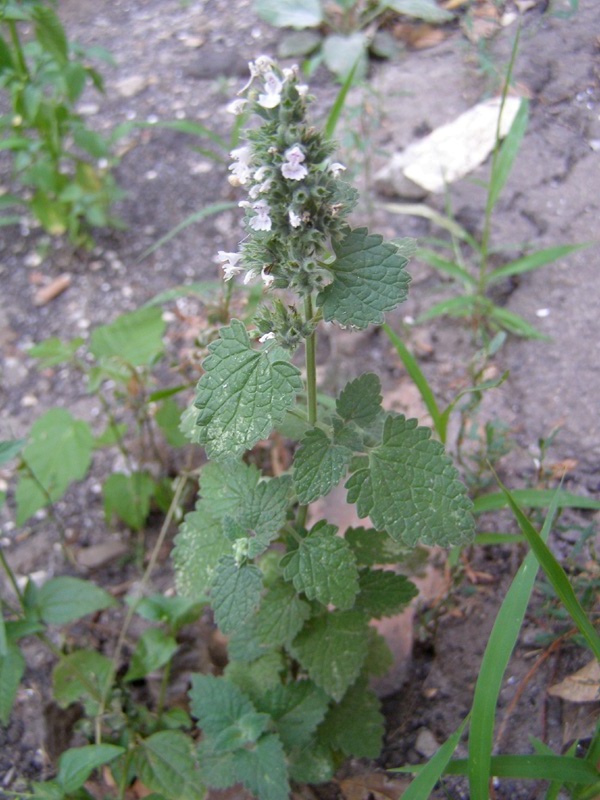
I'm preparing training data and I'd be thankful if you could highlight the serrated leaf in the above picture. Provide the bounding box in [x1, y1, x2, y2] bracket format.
[125, 628, 179, 682]
[57, 745, 125, 793]
[90, 306, 166, 366]
[355, 569, 418, 618]
[346, 415, 474, 547]
[254, 581, 311, 648]
[131, 595, 204, 633]
[172, 508, 231, 600]
[363, 627, 394, 678]
[293, 428, 352, 504]
[15, 409, 94, 525]
[53, 650, 112, 714]
[37, 577, 116, 625]
[289, 610, 370, 700]
[210, 557, 263, 635]
[134, 731, 203, 800]
[0, 642, 25, 725]
[317, 228, 411, 329]
[283, 522, 359, 610]
[255, 681, 330, 749]
[194, 320, 302, 459]
[345, 527, 408, 566]
[319, 677, 384, 758]
[229, 733, 290, 800]
[288, 736, 336, 784]
[189, 674, 255, 740]
[336, 373, 383, 428]
[225, 651, 285, 702]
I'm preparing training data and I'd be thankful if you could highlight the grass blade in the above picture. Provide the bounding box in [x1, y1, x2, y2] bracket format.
[138, 201, 236, 261]
[324, 58, 359, 140]
[397, 715, 470, 799]
[487, 98, 529, 212]
[487, 243, 592, 285]
[489, 306, 549, 340]
[382, 324, 443, 439]
[417, 248, 477, 288]
[380, 202, 482, 253]
[498, 477, 600, 661]
[467, 490, 560, 800]
[451, 754, 600, 784]
[417, 295, 477, 323]
[473, 488, 600, 514]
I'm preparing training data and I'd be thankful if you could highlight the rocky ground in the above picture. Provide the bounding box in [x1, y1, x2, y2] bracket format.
[1, 0, 599, 798]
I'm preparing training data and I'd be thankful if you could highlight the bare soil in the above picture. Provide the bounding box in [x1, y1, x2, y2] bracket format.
[1, 1, 599, 798]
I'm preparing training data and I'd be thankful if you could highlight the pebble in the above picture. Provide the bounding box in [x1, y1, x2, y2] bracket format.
[21, 394, 38, 407]
[415, 727, 440, 758]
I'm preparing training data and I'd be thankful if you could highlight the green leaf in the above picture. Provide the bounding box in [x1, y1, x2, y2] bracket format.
[172, 509, 231, 600]
[448, 754, 600, 784]
[254, 581, 311, 648]
[194, 320, 302, 459]
[52, 650, 112, 714]
[345, 526, 409, 566]
[0, 642, 25, 725]
[125, 628, 179, 682]
[324, 57, 361, 140]
[317, 228, 410, 329]
[363, 627, 394, 678]
[57, 745, 125, 793]
[417, 295, 478, 323]
[90, 306, 166, 366]
[229, 734, 290, 800]
[0, 438, 26, 465]
[15, 409, 94, 525]
[28, 337, 84, 367]
[210, 557, 263, 635]
[473, 488, 600, 514]
[384, 0, 454, 23]
[487, 99, 529, 212]
[336, 373, 383, 428]
[487, 243, 591, 285]
[319, 677, 384, 758]
[132, 595, 204, 633]
[155, 398, 187, 448]
[255, 681, 330, 749]
[289, 610, 370, 701]
[37, 577, 116, 625]
[189, 674, 256, 741]
[103, 471, 156, 531]
[283, 522, 359, 610]
[134, 731, 203, 800]
[489, 306, 548, 340]
[225, 651, 285, 702]
[346, 414, 474, 547]
[322, 33, 368, 81]
[416, 248, 476, 287]
[254, 0, 323, 28]
[293, 428, 352, 504]
[33, 6, 69, 63]
[355, 569, 418, 618]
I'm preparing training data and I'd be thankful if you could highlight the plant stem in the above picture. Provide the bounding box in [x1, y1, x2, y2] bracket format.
[0, 547, 25, 609]
[304, 294, 318, 427]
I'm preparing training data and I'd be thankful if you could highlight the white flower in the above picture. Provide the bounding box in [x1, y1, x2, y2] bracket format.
[281, 145, 308, 181]
[254, 166, 269, 182]
[253, 55, 275, 75]
[329, 161, 346, 177]
[248, 199, 272, 232]
[248, 177, 272, 199]
[258, 70, 283, 109]
[228, 145, 252, 185]
[296, 84, 309, 98]
[261, 267, 274, 287]
[226, 98, 247, 115]
[289, 209, 302, 228]
[258, 331, 276, 343]
[216, 251, 243, 281]
[243, 269, 258, 285]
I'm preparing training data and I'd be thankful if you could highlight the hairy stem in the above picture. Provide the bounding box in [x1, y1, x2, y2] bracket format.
[295, 294, 318, 532]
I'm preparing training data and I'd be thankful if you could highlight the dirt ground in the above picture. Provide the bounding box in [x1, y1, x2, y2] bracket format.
[1, 0, 599, 798]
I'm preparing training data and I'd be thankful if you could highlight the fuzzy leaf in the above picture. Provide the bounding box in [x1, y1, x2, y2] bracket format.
[363, 628, 394, 678]
[0, 643, 25, 725]
[293, 428, 352, 504]
[254, 581, 312, 648]
[346, 415, 474, 546]
[319, 677, 384, 758]
[53, 650, 112, 714]
[193, 320, 302, 459]
[37, 577, 116, 625]
[172, 509, 230, 600]
[225, 651, 285, 702]
[355, 569, 418, 618]
[317, 228, 410, 329]
[125, 629, 179, 682]
[134, 731, 203, 800]
[57, 745, 125, 793]
[103, 471, 156, 531]
[336, 373, 383, 428]
[289, 610, 370, 701]
[255, 681, 330, 749]
[189, 674, 256, 741]
[90, 306, 165, 366]
[283, 522, 359, 609]
[345, 527, 408, 566]
[210, 557, 263, 635]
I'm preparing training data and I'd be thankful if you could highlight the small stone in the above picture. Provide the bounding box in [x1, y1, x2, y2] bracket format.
[415, 727, 440, 758]
[21, 394, 38, 407]
[115, 74, 150, 98]
[24, 251, 43, 269]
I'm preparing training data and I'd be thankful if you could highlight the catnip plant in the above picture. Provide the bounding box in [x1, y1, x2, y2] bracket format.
[174, 57, 475, 798]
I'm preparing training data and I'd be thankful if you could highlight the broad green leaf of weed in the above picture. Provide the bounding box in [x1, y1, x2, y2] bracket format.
[317, 228, 410, 329]
[293, 428, 353, 504]
[283, 522, 360, 609]
[33, 6, 68, 63]
[336, 373, 383, 428]
[125, 628, 179, 682]
[322, 33, 368, 81]
[53, 650, 112, 715]
[103, 471, 156, 531]
[190, 674, 256, 740]
[363, 628, 394, 678]
[37, 576, 116, 625]
[384, 0, 454, 23]
[0, 438, 26, 465]
[194, 320, 302, 459]
[0, 642, 25, 725]
[131, 594, 204, 633]
[57, 744, 125, 794]
[134, 731, 204, 800]
[254, 0, 323, 28]
[155, 397, 188, 448]
[345, 527, 409, 566]
[90, 306, 166, 366]
[288, 610, 370, 701]
[28, 337, 84, 367]
[225, 651, 285, 702]
[254, 581, 312, 648]
[255, 681, 330, 749]
[210, 556, 263, 635]
[355, 569, 418, 619]
[15, 409, 94, 525]
[346, 415, 474, 547]
[318, 676, 384, 758]
[172, 507, 230, 599]
[288, 736, 336, 784]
